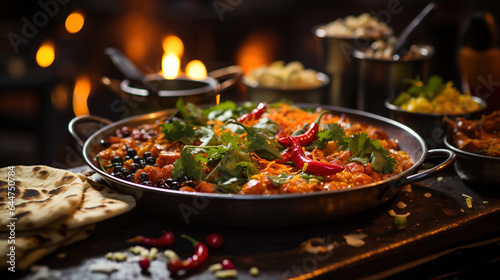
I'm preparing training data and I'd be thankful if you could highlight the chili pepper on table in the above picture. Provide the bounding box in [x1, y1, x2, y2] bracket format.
[167, 234, 209, 274]
[205, 233, 224, 249]
[221, 259, 235, 270]
[237, 103, 266, 123]
[278, 110, 329, 147]
[289, 137, 344, 175]
[126, 231, 175, 247]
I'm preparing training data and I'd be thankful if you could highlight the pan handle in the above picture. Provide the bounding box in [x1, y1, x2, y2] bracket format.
[208, 65, 243, 95]
[402, 149, 456, 185]
[68, 115, 112, 148]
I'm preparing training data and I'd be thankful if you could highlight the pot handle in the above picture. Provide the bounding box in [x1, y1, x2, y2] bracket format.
[208, 65, 243, 95]
[402, 149, 456, 185]
[68, 115, 112, 148]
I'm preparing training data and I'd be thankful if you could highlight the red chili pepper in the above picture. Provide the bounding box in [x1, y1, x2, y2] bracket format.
[275, 147, 292, 164]
[205, 233, 224, 249]
[221, 259, 235, 270]
[126, 231, 175, 247]
[237, 103, 266, 123]
[167, 234, 209, 274]
[278, 110, 328, 147]
[289, 137, 344, 175]
[139, 258, 150, 270]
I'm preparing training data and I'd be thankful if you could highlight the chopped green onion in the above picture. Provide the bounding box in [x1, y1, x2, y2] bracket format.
[394, 215, 407, 229]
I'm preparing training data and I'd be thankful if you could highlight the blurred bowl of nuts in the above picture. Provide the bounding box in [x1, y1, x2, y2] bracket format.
[242, 60, 330, 104]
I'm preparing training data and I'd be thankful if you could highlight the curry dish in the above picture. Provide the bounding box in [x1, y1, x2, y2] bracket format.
[96, 101, 413, 194]
[444, 111, 500, 157]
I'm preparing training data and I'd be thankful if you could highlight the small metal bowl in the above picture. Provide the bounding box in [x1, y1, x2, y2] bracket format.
[242, 72, 330, 104]
[444, 136, 500, 186]
[385, 96, 486, 149]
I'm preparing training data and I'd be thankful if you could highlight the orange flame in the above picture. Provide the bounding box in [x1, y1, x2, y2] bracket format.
[161, 52, 180, 79]
[73, 75, 91, 116]
[65, 12, 85, 34]
[236, 32, 278, 74]
[51, 83, 69, 111]
[162, 35, 184, 57]
[185, 60, 207, 80]
[36, 40, 55, 68]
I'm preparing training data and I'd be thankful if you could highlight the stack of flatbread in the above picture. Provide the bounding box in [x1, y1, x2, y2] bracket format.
[0, 165, 136, 271]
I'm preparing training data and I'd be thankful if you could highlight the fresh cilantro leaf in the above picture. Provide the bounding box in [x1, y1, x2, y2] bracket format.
[349, 133, 371, 158]
[266, 173, 294, 186]
[205, 101, 238, 121]
[176, 98, 207, 126]
[217, 178, 240, 193]
[172, 146, 205, 180]
[348, 133, 396, 174]
[160, 120, 196, 144]
[197, 126, 216, 146]
[252, 118, 281, 138]
[207, 147, 259, 192]
[300, 173, 325, 181]
[307, 123, 348, 150]
[232, 122, 282, 160]
[349, 156, 369, 164]
[370, 141, 397, 174]
[220, 131, 241, 151]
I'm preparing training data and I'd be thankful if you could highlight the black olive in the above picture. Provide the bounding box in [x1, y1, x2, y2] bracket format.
[145, 157, 156, 165]
[113, 166, 123, 173]
[126, 148, 137, 157]
[111, 156, 124, 165]
[130, 163, 140, 173]
[114, 171, 123, 179]
[100, 139, 110, 148]
[143, 181, 154, 187]
[143, 151, 151, 158]
[125, 174, 134, 182]
[138, 172, 149, 182]
[133, 155, 144, 164]
[121, 168, 131, 176]
[156, 179, 166, 188]
[169, 181, 180, 190]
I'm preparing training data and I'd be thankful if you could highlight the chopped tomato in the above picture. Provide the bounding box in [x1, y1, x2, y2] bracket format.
[156, 151, 181, 168]
[196, 181, 217, 193]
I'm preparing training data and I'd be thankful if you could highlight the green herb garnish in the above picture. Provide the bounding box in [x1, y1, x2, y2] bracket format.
[348, 133, 397, 174]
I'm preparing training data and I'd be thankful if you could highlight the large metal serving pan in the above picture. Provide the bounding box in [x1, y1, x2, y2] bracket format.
[69, 104, 455, 227]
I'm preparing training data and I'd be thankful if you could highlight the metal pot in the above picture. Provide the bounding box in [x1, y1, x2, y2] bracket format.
[385, 97, 486, 149]
[242, 72, 330, 104]
[444, 136, 500, 187]
[69, 104, 455, 227]
[353, 45, 434, 117]
[101, 65, 242, 115]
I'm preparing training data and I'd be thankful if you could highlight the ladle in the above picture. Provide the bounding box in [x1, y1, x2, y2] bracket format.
[104, 48, 158, 94]
[392, 2, 437, 58]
